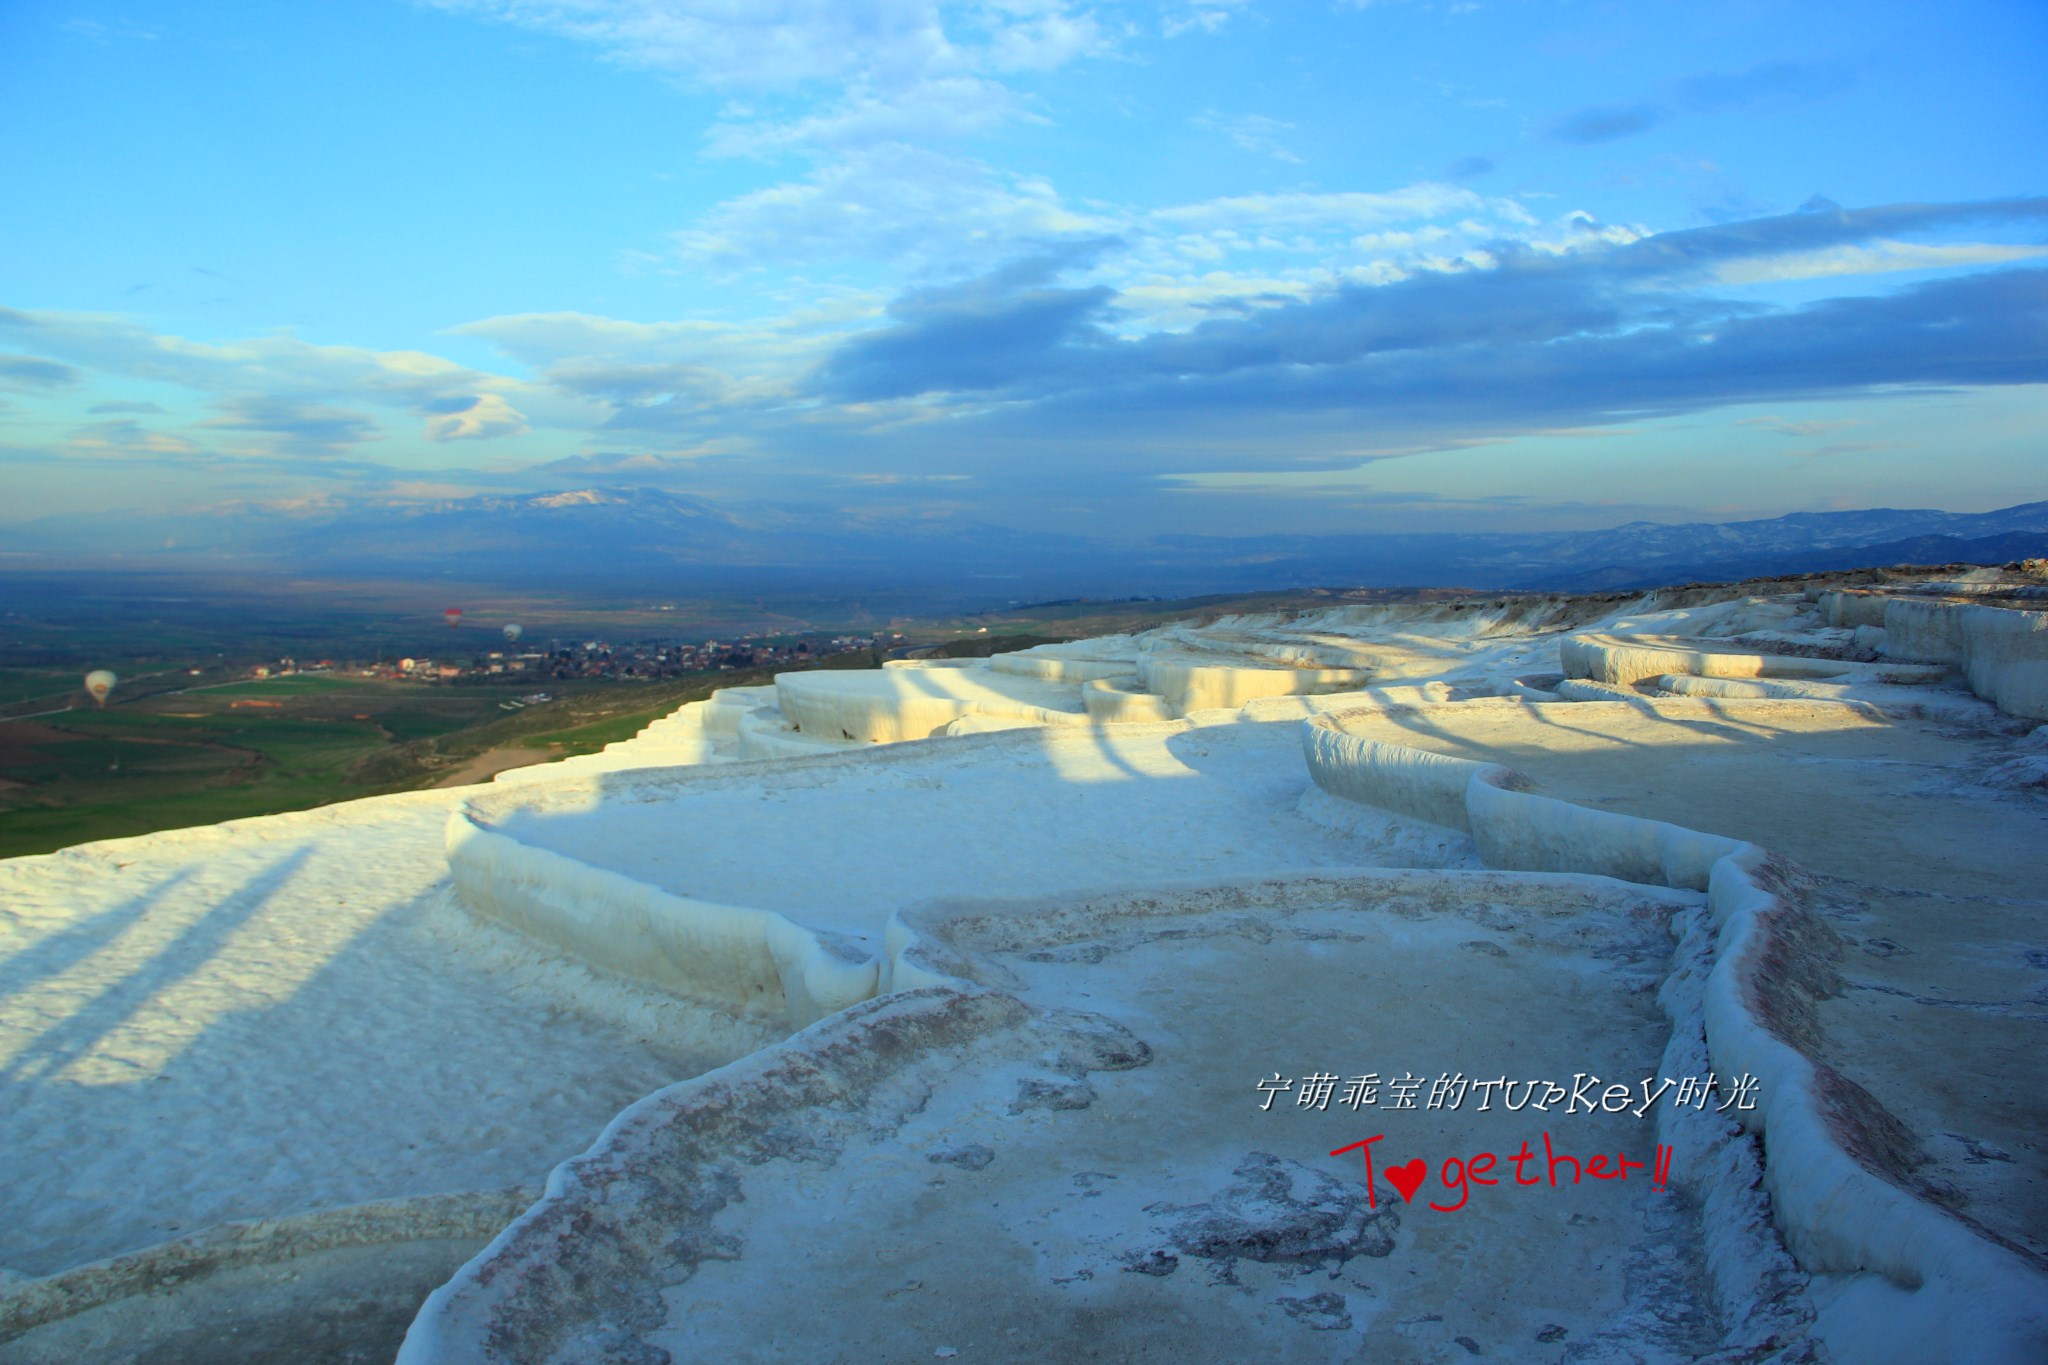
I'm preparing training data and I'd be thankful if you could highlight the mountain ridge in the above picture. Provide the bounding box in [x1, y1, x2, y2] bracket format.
[7, 488, 2044, 600]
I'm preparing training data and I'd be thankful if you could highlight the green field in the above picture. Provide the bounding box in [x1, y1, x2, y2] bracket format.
[200, 675, 378, 697]
[0, 669, 78, 705]
[0, 675, 487, 856]
[0, 667, 811, 858]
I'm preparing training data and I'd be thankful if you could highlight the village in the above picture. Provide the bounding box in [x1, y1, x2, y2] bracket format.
[278, 631, 914, 689]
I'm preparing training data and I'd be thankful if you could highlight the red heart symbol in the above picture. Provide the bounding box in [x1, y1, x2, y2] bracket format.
[1385, 1159, 1427, 1204]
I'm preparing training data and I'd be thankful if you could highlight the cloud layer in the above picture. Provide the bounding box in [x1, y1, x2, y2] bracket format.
[5, 195, 2043, 510]
[6, 3, 2044, 537]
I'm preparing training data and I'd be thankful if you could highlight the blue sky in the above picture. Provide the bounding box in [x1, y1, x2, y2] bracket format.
[1, 0, 2043, 541]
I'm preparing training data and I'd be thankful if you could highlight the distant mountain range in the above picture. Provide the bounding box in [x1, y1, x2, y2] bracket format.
[7, 487, 2046, 602]
[1154, 500, 2048, 593]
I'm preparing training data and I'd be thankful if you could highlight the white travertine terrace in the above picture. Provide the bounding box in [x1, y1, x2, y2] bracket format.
[5, 570, 2047, 1364]
[1558, 632, 1950, 689]
[1296, 701, 2048, 1361]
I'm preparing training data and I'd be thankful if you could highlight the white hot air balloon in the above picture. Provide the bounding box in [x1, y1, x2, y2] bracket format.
[84, 669, 117, 708]
[503, 623, 523, 642]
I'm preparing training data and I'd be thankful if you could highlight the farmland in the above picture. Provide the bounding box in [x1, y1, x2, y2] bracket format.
[0, 671, 745, 858]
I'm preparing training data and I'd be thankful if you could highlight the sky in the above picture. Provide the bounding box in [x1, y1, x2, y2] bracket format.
[1, 0, 2044, 543]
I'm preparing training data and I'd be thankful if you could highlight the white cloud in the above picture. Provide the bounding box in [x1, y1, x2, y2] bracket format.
[1192, 111, 1301, 163]
[0, 307, 501, 408]
[452, 310, 844, 389]
[973, 0, 1109, 70]
[449, 308, 850, 439]
[423, 392, 531, 441]
[1149, 183, 1513, 233]
[661, 159, 1566, 313]
[427, 0, 1109, 153]
[426, 0, 950, 90]
[1348, 227, 1453, 252]
[705, 76, 1024, 157]
[1086, 182, 1583, 327]
[1111, 268, 1323, 331]
[670, 144, 1113, 271]
[205, 396, 385, 458]
[645, 154, 1646, 349]
[0, 307, 587, 465]
[1713, 239, 2048, 285]
[1163, 0, 1255, 38]
[1517, 211, 1648, 256]
[64, 420, 204, 460]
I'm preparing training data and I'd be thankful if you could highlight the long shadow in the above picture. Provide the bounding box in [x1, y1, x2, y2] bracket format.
[0, 869, 197, 1008]
[1359, 691, 1804, 767]
[1066, 721, 1161, 785]
[1, 847, 315, 1087]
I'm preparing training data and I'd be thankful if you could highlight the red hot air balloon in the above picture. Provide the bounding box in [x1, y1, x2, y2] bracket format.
[445, 607, 464, 629]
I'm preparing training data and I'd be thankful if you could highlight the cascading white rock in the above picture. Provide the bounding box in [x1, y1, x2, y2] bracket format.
[1298, 708, 2048, 1362]
[774, 662, 1093, 742]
